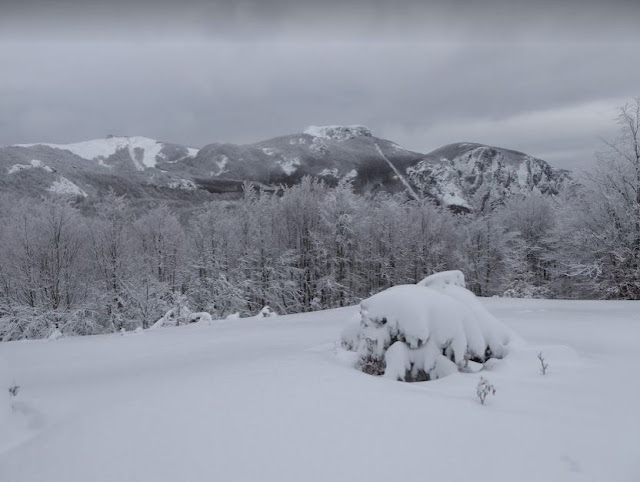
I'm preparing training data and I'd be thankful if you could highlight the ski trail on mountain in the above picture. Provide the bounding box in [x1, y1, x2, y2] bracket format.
[374, 143, 420, 200]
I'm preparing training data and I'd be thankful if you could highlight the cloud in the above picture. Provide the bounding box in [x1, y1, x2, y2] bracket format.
[0, 2, 638, 171]
[383, 99, 625, 170]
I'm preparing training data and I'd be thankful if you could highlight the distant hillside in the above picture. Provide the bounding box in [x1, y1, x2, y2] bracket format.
[0, 128, 570, 210]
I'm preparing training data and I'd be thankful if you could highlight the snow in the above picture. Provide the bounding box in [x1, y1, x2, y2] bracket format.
[1, 298, 639, 482]
[47, 177, 87, 197]
[277, 157, 301, 176]
[212, 155, 229, 176]
[7, 159, 54, 174]
[319, 168, 339, 178]
[304, 125, 372, 140]
[17, 136, 166, 169]
[344, 169, 358, 180]
[418, 269, 466, 289]
[418, 270, 515, 359]
[167, 179, 197, 191]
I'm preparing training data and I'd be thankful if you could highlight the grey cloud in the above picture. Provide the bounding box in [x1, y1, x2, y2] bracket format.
[1, 2, 639, 170]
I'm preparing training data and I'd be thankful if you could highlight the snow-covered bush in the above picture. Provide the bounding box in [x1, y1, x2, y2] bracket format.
[256, 306, 278, 318]
[346, 271, 513, 382]
[151, 305, 213, 329]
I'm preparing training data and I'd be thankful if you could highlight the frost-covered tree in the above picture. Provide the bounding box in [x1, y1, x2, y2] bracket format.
[499, 194, 556, 298]
[129, 204, 186, 327]
[0, 197, 93, 339]
[87, 191, 136, 331]
[553, 99, 640, 299]
[460, 213, 512, 296]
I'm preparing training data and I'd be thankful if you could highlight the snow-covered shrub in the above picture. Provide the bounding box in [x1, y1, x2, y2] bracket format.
[225, 312, 241, 320]
[187, 312, 213, 325]
[347, 271, 513, 382]
[151, 308, 184, 329]
[476, 376, 496, 405]
[151, 306, 213, 329]
[256, 306, 278, 318]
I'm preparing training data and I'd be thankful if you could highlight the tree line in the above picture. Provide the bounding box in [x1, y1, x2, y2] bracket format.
[1, 99, 638, 341]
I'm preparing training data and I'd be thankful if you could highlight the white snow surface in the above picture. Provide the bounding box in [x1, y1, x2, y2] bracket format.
[304, 125, 372, 140]
[418, 269, 466, 289]
[1, 298, 639, 482]
[47, 177, 87, 197]
[17, 136, 167, 169]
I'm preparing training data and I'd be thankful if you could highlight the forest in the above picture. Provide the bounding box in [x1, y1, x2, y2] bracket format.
[1, 100, 639, 341]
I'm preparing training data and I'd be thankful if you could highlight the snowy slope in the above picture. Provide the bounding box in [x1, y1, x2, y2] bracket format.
[1, 298, 638, 482]
[16, 136, 199, 170]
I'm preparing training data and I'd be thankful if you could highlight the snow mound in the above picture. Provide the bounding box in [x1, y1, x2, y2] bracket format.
[17, 136, 166, 169]
[417, 270, 466, 289]
[48, 177, 87, 197]
[349, 273, 513, 381]
[304, 125, 372, 141]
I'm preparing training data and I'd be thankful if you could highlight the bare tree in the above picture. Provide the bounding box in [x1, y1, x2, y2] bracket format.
[537, 352, 549, 375]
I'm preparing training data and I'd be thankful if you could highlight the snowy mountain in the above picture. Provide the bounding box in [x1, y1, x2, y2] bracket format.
[0, 129, 570, 210]
[409, 143, 571, 210]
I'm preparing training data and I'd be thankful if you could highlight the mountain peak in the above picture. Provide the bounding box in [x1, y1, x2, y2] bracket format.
[303, 125, 372, 141]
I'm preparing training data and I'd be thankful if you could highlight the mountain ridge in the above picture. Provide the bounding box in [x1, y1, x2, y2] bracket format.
[0, 127, 570, 210]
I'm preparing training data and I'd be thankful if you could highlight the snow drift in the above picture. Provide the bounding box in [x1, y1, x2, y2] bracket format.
[344, 270, 513, 381]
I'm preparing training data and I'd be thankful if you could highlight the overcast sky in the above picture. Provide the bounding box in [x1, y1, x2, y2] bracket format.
[1, 1, 639, 170]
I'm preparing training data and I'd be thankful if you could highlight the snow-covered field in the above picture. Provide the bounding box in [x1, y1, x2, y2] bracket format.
[1, 298, 639, 482]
